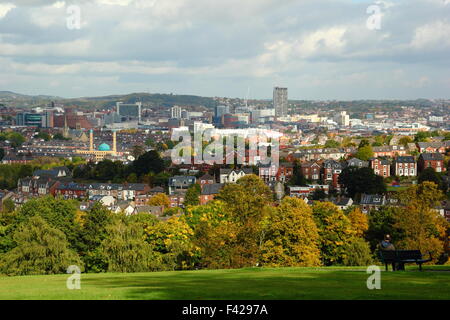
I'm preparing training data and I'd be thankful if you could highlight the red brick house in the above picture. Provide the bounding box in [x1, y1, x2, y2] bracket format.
[369, 158, 391, 178]
[301, 161, 322, 181]
[200, 184, 224, 205]
[418, 153, 446, 173]
[322, 160, 344, 190]
[199, 174, 215, 190]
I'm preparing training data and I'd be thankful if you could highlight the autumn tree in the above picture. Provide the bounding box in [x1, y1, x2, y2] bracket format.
[260, 197, 321, 267]
[393, 182, 449, 262]
[312, 202, 356, 265]
[144, 216, 197, 270]
[347, 207, 369, 237]
[148, 193, 171, 209]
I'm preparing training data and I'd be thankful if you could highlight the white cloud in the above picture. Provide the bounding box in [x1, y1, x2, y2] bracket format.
[0, 3, 15, 18]
[411, 21, 450, 48]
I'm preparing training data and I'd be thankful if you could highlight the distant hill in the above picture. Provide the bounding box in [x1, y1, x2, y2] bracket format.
[0, 91, 61, 100]
[0, 91, 219, 110]
[65, 92, 219, 109]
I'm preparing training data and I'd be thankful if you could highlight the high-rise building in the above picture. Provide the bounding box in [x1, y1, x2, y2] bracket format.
[214, 105, 230, 125]
[16, 111, 54, 128]
[116, 102, 142, 122]
[171, 106, 182, 119]
[273, 87, 288, 118]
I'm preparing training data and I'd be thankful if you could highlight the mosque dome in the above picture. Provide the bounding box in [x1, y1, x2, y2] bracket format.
[98, 143, 111, 151]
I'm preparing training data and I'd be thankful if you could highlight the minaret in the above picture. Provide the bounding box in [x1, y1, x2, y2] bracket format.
[89, 129, 94, 151]
[112, 130, 117, 155]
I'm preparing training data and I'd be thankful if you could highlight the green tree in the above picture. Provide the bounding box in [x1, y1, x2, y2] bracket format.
[0, 216, 82, 276]
[132, 150, 165, 177]
[78, 203, 113, 273]
[2, 198, 15, 214]
[366, 206, 399, 251]
[312, 202, 356, 265]
[338, 167, 386, 199]
[102, 218, 156, 273]
[355, 145, 374, 161]
[342, 238, 374, 266]
[15, 196, 81, 250]
[184, 183, 201, 207]
[325, 140, 340, 148]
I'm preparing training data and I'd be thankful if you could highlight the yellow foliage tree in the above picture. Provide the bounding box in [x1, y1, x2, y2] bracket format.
[347, 207, 369, 237]
[394, 182, 449, 263]
[148, 193, 171, 209]
[260, 197, 321, 267]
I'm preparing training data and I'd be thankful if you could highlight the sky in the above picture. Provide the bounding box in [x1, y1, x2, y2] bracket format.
[0, 0, 449, 100]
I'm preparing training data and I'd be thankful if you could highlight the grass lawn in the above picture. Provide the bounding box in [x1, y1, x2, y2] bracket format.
[0, 265, 449, 300]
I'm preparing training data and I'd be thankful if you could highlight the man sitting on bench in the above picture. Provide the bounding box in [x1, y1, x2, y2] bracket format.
[379, 234, 396, 270]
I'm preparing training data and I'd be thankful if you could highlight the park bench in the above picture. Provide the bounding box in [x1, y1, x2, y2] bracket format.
[378, 250, 432, 271]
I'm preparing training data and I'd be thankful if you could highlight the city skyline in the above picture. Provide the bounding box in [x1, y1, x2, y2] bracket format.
[0, 0, 449, 100]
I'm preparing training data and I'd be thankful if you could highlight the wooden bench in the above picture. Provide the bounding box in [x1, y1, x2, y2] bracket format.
[378, 250, 432, 271]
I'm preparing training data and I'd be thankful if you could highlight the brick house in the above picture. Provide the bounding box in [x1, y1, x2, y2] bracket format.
[55, 182, 88, 199]
[301, 162, 322, 181]
[392, 156, 417, 177]
[418, 153, 446, 173]
[18, 177, 61, 197]
[200, 183, 224, 205]
[322, 160, 344, 190]
[198, 174, 215, 189]
[417, 142, 446, 154]
[369, 158, 391, 178]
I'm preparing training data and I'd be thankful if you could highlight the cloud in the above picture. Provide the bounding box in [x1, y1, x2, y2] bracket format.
[0, 0, 450, 99]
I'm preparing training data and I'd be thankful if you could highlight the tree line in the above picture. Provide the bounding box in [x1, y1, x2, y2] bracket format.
[0, 176, 447, 276]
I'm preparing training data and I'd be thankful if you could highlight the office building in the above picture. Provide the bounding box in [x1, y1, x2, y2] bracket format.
[116, 102, 142, 122]
[273, 87, 288, 117]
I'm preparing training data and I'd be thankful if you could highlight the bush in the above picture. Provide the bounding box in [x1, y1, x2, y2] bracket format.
[342, 238, 374, 266]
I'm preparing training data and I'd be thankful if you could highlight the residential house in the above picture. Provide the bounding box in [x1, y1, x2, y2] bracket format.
[322, 160, 344, 189]
[369, 158, 391, 178]
[360, 194, 386, 213]
[199, 173, 215, 189]
[18, 177, 60, 197]
[417, 142, 446, 154]
[332, 197, 354, 211]
[169, 190, 186, 208]
[168, 176, 196, 194]
[200, 183, 224, 205]
[55, 182, 87, 199]
[347, 158, 369, 168]
[219, 168, 253, 184]
[372, 145, 407, 158]
[392, 156, 417, 177]
[301, 162, 322, 181]
[418, 153, 446, 173]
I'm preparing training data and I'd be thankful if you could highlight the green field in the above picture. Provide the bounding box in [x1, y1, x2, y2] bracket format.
[1, 266, 449, 300]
